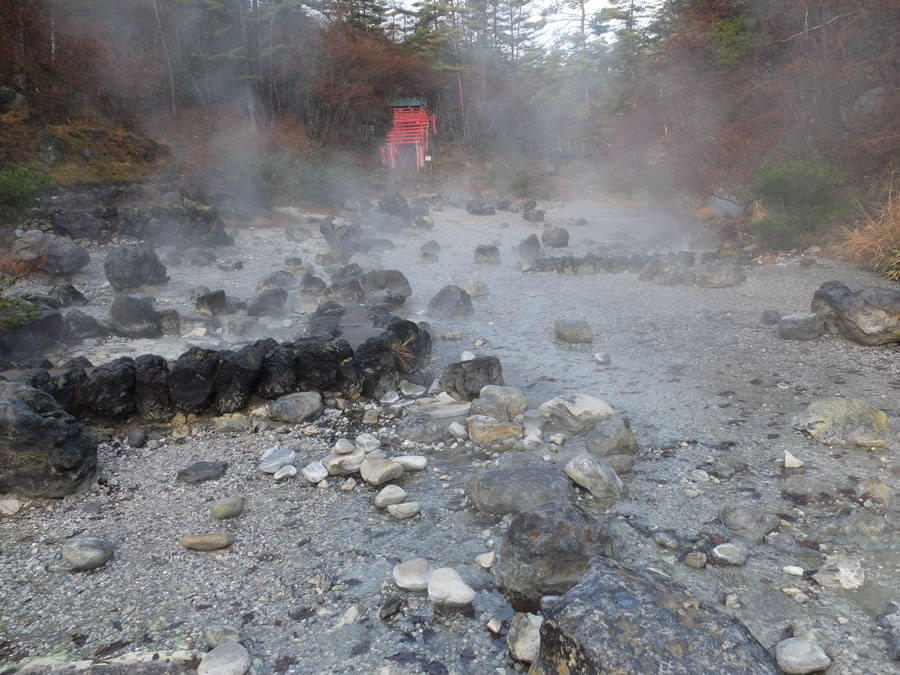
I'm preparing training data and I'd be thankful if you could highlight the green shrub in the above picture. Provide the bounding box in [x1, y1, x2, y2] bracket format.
[750, 151, 850, 249]
[0, 164, 50, 206]
[873, 248, 900, 281]
[0, 295, 40, 330]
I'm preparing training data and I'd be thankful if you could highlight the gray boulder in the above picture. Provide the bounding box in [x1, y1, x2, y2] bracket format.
[52, 210, 103, 240]
[64, 309, 99, 341]
[518, 234, 542, 260]
[470, 385, 527, 422]
[532, 558, 778, 674]
[268, 392, 324, 424]
[440, 356, 504, 401]
[541, 227, 569, 248]
[109, 295, 161, 339]
[555, 319, 592, 344]
[466, 466, 574, 515]
[695, 260, 745, 288]
[428, 285, 474, 318]
[585, 416, 639, 474]
[104, 245, 168, 291]
[474, 245, 501, 265]
[495, 501, 617, 605]
[81, 356, 136, 418]
[811, 280, 900, 345]
[0, 381, 96, 497]
[12, 231, 90, 276]
[360, 269, 412, 304]
[247, 288, 287, 317]
[792, 397, 891, 446]
[778, 312, 825, 340]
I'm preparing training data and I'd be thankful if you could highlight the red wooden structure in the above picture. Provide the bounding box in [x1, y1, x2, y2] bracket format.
[380, 98, 436, 171]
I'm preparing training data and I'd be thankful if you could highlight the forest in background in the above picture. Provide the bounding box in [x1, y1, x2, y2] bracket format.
[0, 0, 898, 265]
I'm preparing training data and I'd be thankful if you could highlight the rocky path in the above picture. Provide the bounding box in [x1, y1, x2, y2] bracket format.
[1, 194, 898, 674]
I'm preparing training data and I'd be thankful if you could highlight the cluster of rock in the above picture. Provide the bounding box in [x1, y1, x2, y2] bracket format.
[0, 318, 432, 497]
[770, 280, 900, 345]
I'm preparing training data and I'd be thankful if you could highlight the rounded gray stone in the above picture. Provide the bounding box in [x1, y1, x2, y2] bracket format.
[775, 638, 832, 674]
[211, 496, 245, 520]
[198, 640, 251, 675]
[63, 535, 115, 570]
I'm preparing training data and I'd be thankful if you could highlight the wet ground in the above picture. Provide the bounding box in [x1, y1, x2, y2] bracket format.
[2, 195, 898, 673]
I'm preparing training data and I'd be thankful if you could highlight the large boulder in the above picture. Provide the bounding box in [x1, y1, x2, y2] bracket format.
[428, 285, 474, 318]
[495, 501, 617, 606]
[533, 558, 778, 674]
[792, 398, 891, 446]
[466, 466, 575, 515]
[0, 381, 96, 497]
[360, 270, 412, 305]
[541, 227, 569, 248]
[52, 210, 104, 240]
[518, 234, 542, 260]
[168, 347, 219, 413]
[474, 245, 501, 265]
[104, 245, 168, 291]
[268, 392, 324, 423]
[64, 309, 99, 342]
[695, 260, 746, 288]
[811, 280, 900, 345]
[0, 297, 64, 359]
[246, 288, 287, 318]
[81, 356, 136, 418]
[470, 385, 527, 422]
[12, 231, 91, 276]
[539, 394, 615, 433]
[109, 295, 161, 339]
[584, 416, 640, 474]
[440, 356, 504, 401]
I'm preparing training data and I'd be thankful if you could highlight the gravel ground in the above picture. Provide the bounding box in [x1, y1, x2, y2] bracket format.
[1, 194, 898, 674]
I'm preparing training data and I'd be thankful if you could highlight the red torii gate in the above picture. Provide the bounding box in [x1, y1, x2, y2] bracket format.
[380, 98, 436, 171]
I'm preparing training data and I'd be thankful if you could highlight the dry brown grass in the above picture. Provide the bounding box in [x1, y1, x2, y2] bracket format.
[832, 174, 900, 277]
[391, 334, 416, 371]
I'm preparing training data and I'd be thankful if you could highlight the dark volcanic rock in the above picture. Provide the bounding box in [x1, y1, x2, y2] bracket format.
[465, 466, 574, 515]
[396, 411, 446, 444]
[440, 356, 503, 401]
[64, 309, 99, 341]
[246, 288, 287, 318]
[384, 319, 431, 373]
[466, 200, 496, 216]
[495, 501, 617, 606]
[534, 558, 778, 674]
[0, 381, 96, 497]
[541, 227, 569, 248]
[300, 273, 327, 295]
[293, 337, 357, 395]
[518, 234, 542, 260]
[147, 196, 234, 248]
[360, 270, 412, 304]
[378, 193, 411, 222]
[196, 290, 227, 316]
[811, 280, 900, 345]
[324, 277, 364, 304]
[639, 256, 696, 285]
[109, 295, 161, 339]
[134, 354, 173, 420]
[215, 343, 265, 414]
[523, 209, 544, 222]
[0, 299, 64, 359]
[49, 283, 88, 307]
[81, 357, 136, 419]
[46, 366, 88, 416]
[12, 231, 90, 276]
[176, 461, 228, 484]
[52, 210, 104, 240]
[474, 245, 501, 265]
[104, 246, 168, 291]
[258, 270, 296, 290]
[168, 348, 219, 413]
[256, 341, 297, 399]
[428, 285, 474, 318]
[319, 219, 365, 253]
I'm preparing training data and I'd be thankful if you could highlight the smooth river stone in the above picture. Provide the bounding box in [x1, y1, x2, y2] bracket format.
[63, 535, 115, 570]
[211, 496, 245, 520]
[182, 532, 234, 551]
